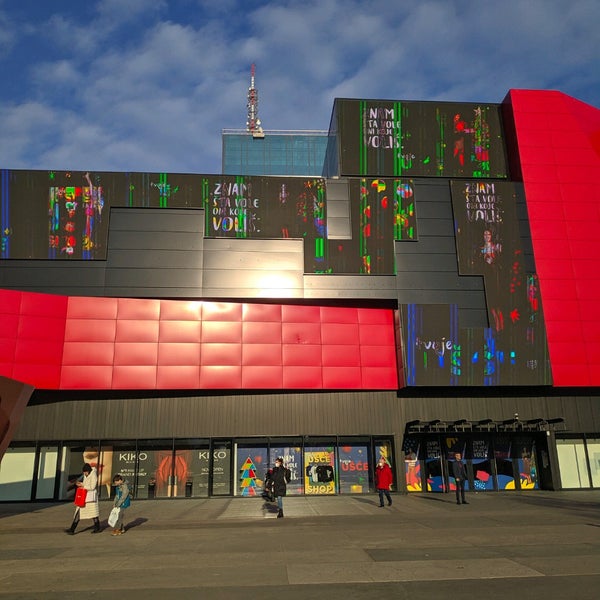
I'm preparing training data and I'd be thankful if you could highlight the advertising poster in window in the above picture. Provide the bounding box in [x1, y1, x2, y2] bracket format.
[494, 437, 515, 489]
[425, 438, 444, 493]
[402, 436, 422, 492]
[235, 447, 268, 497]
[338, 445, 369, 494]
[304, 447, 336, 495]
[516, 438, 538, 490]
[269, 446, 302, 495]
[470, 439, 494, 491]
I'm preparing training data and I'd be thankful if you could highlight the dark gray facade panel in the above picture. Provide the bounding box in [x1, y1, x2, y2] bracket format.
[100, 287, 204, 298]
[396, 272, 486, 291]
[304, 275, 397, 292]
[104, 268, 204, 289]
[413, 201, 454, 220]
[0, 265, 106, 291]
[203, 239, 303, 254]
[108, 231, 205, 251]
[203, 250, 304, 271]
[325, 179, 350, 201]
[326, 217, 352, 239]
[106, 250, 204, 269]
[418, 220, 455, 237]
[395, 254, 464, 273]
[395, 289, 486, 306]
[326, 201, 351, 219]
[203, 269, 304, 290]
[396, 237, 457, 254]
[109, 208, 205, 233]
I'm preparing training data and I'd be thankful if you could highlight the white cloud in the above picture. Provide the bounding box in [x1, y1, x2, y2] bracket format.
[0, 0, 598, 173]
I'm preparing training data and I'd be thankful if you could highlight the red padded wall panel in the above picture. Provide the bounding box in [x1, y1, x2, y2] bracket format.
[115, 319, 159, 343]
[242, 303, 282, 322]
[281, 305, 321, 323]
[0, 289, 399, 391]
[322, 366, 361, 389]
[156, 365, 200, 389]
[201, 321, 242, 344]
[200, 365, 242, 388]
[63, 342, 115, 366]
[113, 342, 158, 366]
[322, 345, 360, 367]
[157, 343, 201, 366]
[112, 365, 157, 389]
[158, 320, 201, 343]
[67, 296, 117, 320]
[282, 366, 322, 388]
[159, 299, 202, 321]
[242, 344, 282, 366]
[321, 323, 360, 345]
[201, 343, 242, 366]
[61, 365, 113, 389]
[202, 302, 242, 322]
[117, 298, 160, 320]
[242, 321, 282, 344]
[282, 344, 322, 366]
[281, 322, 321, 344]
[241, 366, 283, 388]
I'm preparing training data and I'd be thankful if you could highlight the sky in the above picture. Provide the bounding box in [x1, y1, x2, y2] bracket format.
[0, 0, 599, 175]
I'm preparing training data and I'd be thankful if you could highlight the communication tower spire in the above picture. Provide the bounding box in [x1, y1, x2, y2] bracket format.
[246, 63, 264, 138]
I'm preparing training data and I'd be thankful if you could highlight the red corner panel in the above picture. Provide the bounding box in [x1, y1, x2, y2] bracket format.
[0, 289, 400, 391]
[506, 90, 600, 386]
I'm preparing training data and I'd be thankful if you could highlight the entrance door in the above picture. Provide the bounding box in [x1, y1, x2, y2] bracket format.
[210, 439, 232, 496]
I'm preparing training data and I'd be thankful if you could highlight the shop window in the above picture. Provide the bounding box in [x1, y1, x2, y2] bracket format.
[586, 439, 600, 488]
[338, 442, 370, 494]
[557, 439, 590, 488]
[0, 446, 36, 501]
[269, 440, 303, 495]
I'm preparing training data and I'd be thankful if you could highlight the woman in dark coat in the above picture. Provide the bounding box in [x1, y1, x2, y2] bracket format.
[271, 457, 291, 518]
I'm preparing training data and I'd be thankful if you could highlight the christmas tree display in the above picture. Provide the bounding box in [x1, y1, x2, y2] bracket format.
[239, 456, 258, 496]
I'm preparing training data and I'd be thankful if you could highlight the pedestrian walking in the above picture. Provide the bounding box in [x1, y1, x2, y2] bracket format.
[109, 473, 131, 536]
[375, 456, 393, 507]
[65, 463, 101, 534]
[271, 457, 291, 518]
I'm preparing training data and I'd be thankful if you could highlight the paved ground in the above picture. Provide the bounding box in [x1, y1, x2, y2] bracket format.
[1, 490, 599, 599]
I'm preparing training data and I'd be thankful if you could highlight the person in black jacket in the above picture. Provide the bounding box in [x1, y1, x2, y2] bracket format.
[271, 457, 291, 518]
[451, 452, 469, 505]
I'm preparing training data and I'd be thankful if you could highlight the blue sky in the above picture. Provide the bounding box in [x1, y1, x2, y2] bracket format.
[1, 0, 599, 174]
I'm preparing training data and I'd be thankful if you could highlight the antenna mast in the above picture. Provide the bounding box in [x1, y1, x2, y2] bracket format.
[246, 63, 264, 138]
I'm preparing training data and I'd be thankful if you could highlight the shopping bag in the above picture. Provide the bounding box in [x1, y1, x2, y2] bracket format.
[86, 489, 98, 503]
[108, 507, 120, 527]
[74, 487, 87, 507]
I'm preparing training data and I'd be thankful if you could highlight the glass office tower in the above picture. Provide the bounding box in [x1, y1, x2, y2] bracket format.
[222, 129, 328, 176]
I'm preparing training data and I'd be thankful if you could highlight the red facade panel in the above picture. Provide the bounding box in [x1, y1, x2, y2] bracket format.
[67, 297, 118, 320]
[508, 89, 600, 386]
[0, 289, 399, 391]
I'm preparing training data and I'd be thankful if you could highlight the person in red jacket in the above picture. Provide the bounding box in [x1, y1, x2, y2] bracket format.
[374, 456, 393, 507]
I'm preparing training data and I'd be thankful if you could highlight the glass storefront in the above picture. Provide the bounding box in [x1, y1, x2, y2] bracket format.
[1, 436, 395, 501]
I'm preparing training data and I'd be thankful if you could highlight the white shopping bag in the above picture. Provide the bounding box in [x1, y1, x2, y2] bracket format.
[108, 507, 120, 527]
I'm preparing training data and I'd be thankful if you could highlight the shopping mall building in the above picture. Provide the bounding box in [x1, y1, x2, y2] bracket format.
[0, 89, 599, 502]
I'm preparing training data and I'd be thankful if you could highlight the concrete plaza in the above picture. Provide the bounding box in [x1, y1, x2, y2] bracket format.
[1, 490, 599, 599]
